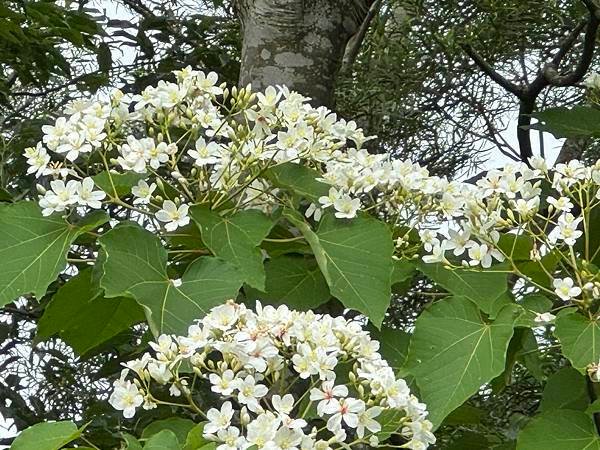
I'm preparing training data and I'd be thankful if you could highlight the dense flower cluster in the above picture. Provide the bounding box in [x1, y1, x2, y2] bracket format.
[27, 67, 370, 226]
[109, 301, 435, 449]
[26, 69, 597, 293]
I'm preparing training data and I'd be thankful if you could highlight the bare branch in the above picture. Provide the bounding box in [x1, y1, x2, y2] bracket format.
[341, 0, 383, 73]
[460, 44, 524, 98]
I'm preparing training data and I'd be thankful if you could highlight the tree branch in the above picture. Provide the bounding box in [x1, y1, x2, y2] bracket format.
[460, 44, 524, 98]
[341, 0, 383, 73]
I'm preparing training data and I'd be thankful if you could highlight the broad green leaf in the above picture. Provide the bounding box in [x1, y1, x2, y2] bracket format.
[265, 162, 330, 202]
[539, 367, 589, 412]
[190, 206, 274, 290]
[517, 251, 561, 289]
[11, 420, 80, 450]
[391, 259, 415, 285]
[443, 404, 484, 426]
[37, 268, 144, 355]
[446, 431, 493, 450]
[376, 409, 404, 442]
[587, 399, 600, 416]
[99, 223, 244, 335]
[0, 202, 108, 307]
[532, 106, 600, 139]
[407, 296, 519, 427]
[416, 262, 511, 316]
[245, 255, 330, 310]
[183, 423, 214, 450]
[554, 309, 600, 373]
[285, 211, 393, 327]
[142, 418, 196, 445]
[122, 433, 143, 450]
[143, 430, 180, 450]
[517, 410, 600, 450]
[92, 171, 146, 198]
[369, 326, 411, 371]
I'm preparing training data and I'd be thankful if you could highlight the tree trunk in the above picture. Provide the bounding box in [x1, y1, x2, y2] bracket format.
[555, 137, 589, 165]
[235, 0, 371, 107]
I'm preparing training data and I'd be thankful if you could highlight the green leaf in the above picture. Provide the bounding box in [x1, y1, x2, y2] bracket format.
[122, 433, 143, 450]
[190, 206, 274, 290]
[96, 42, 112, 72]
[245, 255, 330, 310]
[183, 423, 214, 450]
[532, 106, 600, 139]
[416, 262, 511, 316]
[285, 211, 393, 327]
[443, 404, 484, 426]
[516, 410, 600, 450]
[142, 418, 196, 445]
[407, 297, 519, 427]
[11, 421, 80, 450]
[445, 431, 493, 450]
[376, 409, 404, 442]
[265, 162, 330, 202]
[92, 171, 146, 198]
[554, 309, 600, 373]
[0, 202, 108, 306]
[143, 430, 180, 450]
[369, 326, 411, 371]
[539, 367, 589, 412]
[37, 268, 144, 355]
[99, 223, 244, 335]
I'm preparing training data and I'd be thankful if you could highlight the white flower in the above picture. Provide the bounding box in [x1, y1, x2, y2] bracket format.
[155, 200, 190, 231]
[216, 427, 248, 450]
[310, 381, 348, 417]
[547, 196, 574, 213]
[209, 369, 236, 395]
[356, 406, 383, 438]
[233, 375, 269, 412]
[333, 194, 361, 219]
[188, 138, 221, 166]
[246, 412, 280, 447]
[76, 177, 106, 209]
[39, 179, 79, 216]
[553, 277, 582, 301]
[109, 377, 143, 419]
[205, 401, 235, 434]
[131, 179, 156, 204]
[323, 397, 365, 433]
[56, 131, 92, 161]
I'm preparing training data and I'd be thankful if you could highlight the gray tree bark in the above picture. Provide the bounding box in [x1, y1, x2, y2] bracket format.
[235, 0, 372, 108]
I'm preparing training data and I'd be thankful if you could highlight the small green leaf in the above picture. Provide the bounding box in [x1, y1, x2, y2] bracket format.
[265, 162, 330, 202]
[369, 326, 411, 371]
[190, 206, 274, 290]
[37, 268, 144, 355]
[143, 430, 180, 450]
[0, 202, 108, 306]
[99, 223, 244, 335]
[183, 423, 213, 450]
[407, 297, 519, 427]
[122, 433, 143, 450]
[517, 410, 600, 449]
[142, 418, 196, 445]
[92, 171, 146, 198]
[532, 106, 600, 139]
[12, 421, 80, 450]
[285, 211, 393, 327]
[416, 262, 511, 316]
[245, 255, 330, 310]
[376, 409, 404, 442]
[554, 309, 600, 373]
[539, 367, 589, 412]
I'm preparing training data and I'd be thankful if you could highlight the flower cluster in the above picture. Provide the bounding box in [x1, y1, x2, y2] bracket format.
[27, 67, 369, 227]
[109, 301, 435, 449]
